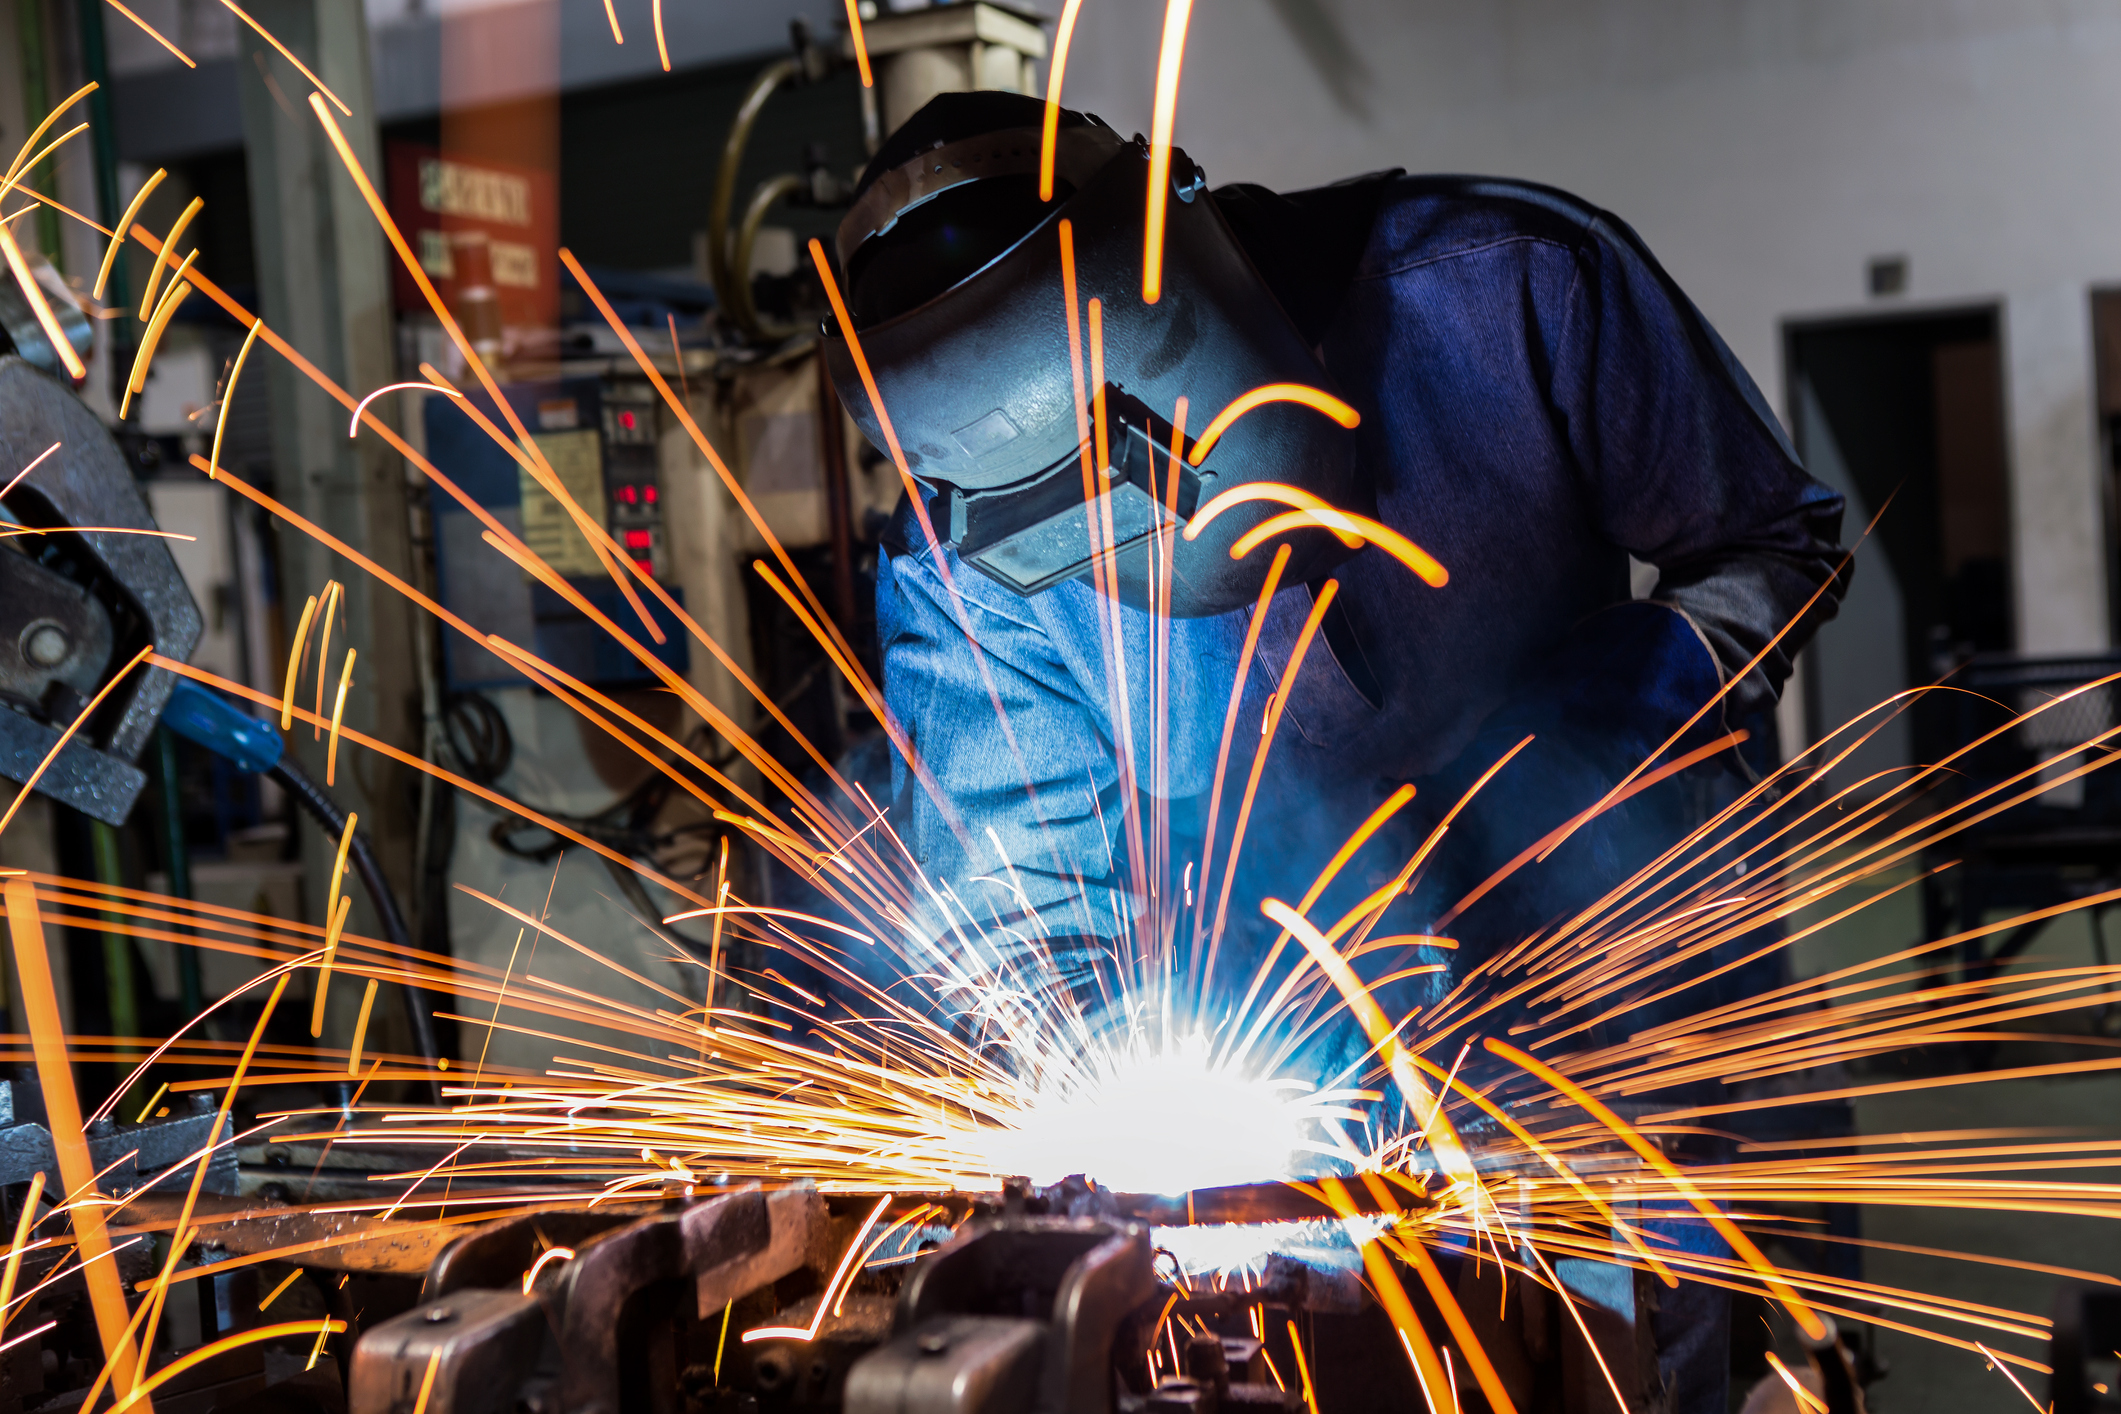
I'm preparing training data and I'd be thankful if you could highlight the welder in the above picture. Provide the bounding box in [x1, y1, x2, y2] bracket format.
[821, 92, 1847, 1411]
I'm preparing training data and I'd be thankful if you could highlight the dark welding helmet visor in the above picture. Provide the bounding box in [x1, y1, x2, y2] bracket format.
[821, 96, 1371, 617]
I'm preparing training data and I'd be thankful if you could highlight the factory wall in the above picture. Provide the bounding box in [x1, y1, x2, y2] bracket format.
[1062, 0, 2121, 664]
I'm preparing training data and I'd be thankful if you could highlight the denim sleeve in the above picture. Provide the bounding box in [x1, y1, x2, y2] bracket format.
[1551, 212, 1848, 728]
[875, 534, 1129, 952]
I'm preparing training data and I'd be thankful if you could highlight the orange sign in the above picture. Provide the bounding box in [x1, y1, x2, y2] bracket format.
[385, 142, 559, 330]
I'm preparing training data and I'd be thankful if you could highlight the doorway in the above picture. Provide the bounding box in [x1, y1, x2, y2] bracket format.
[1783, 306, 2012, 781]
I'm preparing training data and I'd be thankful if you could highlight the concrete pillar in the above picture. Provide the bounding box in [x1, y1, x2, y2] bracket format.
[236, 0, 424, 945]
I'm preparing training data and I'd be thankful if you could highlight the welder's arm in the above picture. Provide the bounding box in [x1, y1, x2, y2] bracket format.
[1555, 208, 1849, 755]
[874, 520, 1242, 968]
[1399, 213, 1848, 952]
[873, 531, 1130, 957]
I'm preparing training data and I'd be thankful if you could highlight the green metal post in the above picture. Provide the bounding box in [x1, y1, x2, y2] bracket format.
[87, 821, 138, 1043]
[13, 0, 63, 266]
[155, 727, 202, 1013]
[74, 0, 130, 408]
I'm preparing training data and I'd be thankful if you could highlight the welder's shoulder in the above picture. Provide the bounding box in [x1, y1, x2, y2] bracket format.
[1359, 174, 1619, 279]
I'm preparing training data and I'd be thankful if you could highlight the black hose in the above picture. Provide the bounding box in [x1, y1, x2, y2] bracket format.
[270, 756, 444, 1103]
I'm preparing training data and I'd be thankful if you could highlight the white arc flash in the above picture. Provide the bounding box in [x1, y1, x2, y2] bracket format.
[977, 1036, 1343, 1194]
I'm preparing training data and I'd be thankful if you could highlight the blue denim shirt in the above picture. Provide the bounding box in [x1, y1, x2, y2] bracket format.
[874, 175, 1846, 969]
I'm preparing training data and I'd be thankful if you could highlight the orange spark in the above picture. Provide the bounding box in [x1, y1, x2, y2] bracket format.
[1763, 1352, 1828, 1413]
[281, 593, 318, 729]
[95, 168, 164, 300]
[257, 1269, 304, 1311]
[1142, 0, 1196, 303]
[1285, 1321, 1321, 1414]
[347, 978, 380, 1075]
[0, 124, 89, 210]
[522, 1245, 575, 1293]
[222, 1, 349, 113]
[136, 972, 293, 1370]
[112, 1320, 345, 1413]
[123, 265, 195, 417]
[312, 579, 342, 735]
[104, 0, 196, 65]
[1181, 482, 1360, 544]
[0, 223, 83, 380]
[842, 0, 872, 86]
[1202, 580, 1340, 990]
[1039, 0, 1086, 199]
[1188, 541, 1292, 961]
[5, 881, 145, 1399]
[138, 196, 202, 319]
[208, 318, 262, 480]
[1228, 508, 1449, 588]
[1187, 383, 1360, 465]
[0, 646, 152, 838]
[347, 380, 461, 438]
[0, 1172, 43, 1337]
[741, 1194, 891, 1342]
[0, 441, 60, 499]
[1485, 1037, 1829, 1340]
[326, 647, 355, 784]
[1268, 902, 1475, 1181]
[2, 84, 95, 189]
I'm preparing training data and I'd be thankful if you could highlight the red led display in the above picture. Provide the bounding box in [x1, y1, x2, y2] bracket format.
[644, 485, 657, 504]
[618, 409, 637, 431]
[624, 529, 653, 549]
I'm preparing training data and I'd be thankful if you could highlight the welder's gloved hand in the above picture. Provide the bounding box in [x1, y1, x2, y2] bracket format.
[1396, 601, 1739, 976]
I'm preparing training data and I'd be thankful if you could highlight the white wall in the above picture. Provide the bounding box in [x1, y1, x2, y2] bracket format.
[1061, 0, 2121, 652]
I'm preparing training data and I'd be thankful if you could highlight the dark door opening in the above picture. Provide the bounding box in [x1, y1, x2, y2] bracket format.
[1784, 306, 2012, 780]
[2086, 290, 2121, 635]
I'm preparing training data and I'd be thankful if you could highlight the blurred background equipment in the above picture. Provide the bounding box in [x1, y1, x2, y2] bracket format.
[0, 1, 2114, 1412]
[0, 0, 1056, 1090]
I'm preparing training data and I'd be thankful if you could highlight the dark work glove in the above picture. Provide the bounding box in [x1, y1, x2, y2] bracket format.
[1386, 601, 1740, 998]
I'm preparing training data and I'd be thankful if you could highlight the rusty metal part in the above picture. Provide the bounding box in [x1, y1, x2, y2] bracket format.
[687, 1184, 831, 1318]
[349, 1286, 545, 1414]
[116, 1192, 663, 1278]
[853, 1218, 1159, 1414]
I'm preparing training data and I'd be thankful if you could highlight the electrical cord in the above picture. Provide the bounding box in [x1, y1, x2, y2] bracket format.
[269, 754, 443, 1103]
[442, 689, 732, 869]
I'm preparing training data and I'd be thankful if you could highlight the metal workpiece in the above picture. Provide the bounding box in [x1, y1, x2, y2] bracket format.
[125, 1190, 482, 1277]
[0, 356, 202, 823]
[1037, 1175, 1435, 1228]
[350, 1287, 549, 1414]
[688, 1185, 831, 1318]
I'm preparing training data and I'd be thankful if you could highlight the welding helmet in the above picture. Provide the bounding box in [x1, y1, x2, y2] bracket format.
[821, 93, 1372, 617]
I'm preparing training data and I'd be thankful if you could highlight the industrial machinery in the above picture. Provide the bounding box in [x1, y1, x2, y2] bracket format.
[0, 351, 200, 826]
[0, 349, 442, 1070]
[0, 1104, 1933, 1414]
[2, 1160, 1934, 1414]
